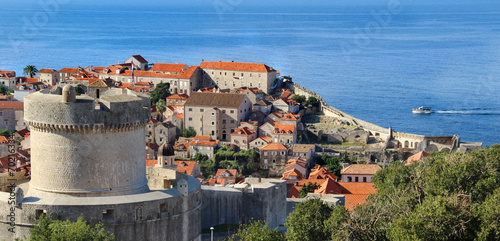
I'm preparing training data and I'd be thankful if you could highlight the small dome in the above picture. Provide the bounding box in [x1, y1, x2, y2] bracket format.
[159, 143, 175, 156]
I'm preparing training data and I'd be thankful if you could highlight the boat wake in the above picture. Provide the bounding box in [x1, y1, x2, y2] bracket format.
[435, 109, 500, 115]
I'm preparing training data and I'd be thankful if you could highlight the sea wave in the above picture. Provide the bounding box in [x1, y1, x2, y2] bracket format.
[435, 110, 500, 115]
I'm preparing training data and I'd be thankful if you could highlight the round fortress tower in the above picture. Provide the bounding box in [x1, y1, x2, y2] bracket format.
[24, 86, 151, 197]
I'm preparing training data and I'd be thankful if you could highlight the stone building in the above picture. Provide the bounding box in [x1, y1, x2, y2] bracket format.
[249, 136, 272, 152]
[154, 121, 177, 145]
[124, 54, 149, 70]
[58, 67, 78, 80]
[200, 61, 278, 94]
[230, 127, 257, 151]
[0, 101, 25, 130]
[253, 98, 273, 115]
[341, 164, 382, 183]
[0, 87, 202, 241]
[151, 63, 188, 74]
[260, 143, 289, 177]
[0, 70, 17, 90]
[188, 136, 219, 160]
[38, 69, 59, 86]
[183, 92, 252, 142]
[270, 123, 297, 147]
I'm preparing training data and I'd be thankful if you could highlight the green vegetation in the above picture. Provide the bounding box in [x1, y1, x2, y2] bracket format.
[240, 145, 500, 240]
[180, 127, 197, 138]
[227, 220, 284, 241]
[0, 129, 16, 137]
[291, 95, 306, 104]
[314, 153, 346, 178]
[286, 198, 332, 241]
[298, 182, 320, 198]
[191, 145, 260, 178]
[307, 96, 318, 106]
[23, 65, 38, 78]
[155, 99, 166, 115]
[150, 82, 170, 105]
[27, 214, 114, 241]
[0, 85, 8, 95]
[75, 84, 85, 96]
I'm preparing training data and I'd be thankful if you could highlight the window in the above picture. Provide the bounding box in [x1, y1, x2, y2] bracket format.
[241, 73, 244, 77]
[272, 160, 276, 163]
[258, 74, 261, 77]
[188, 108, 193, 112]
[225, 72, 227, 76]
[233, 72, 235, 76]
[200, 109, 204, 112]
[250, 73, 253, 77]
[103, 209, 114, 220]
[264, 152, 268, 156]
[355, 177, 359, 182]
[160, 203, 168, 213]
[222, 119, 226, 124]
[188, 118, 193, 121]
[212, 122, 215, 125]
[230, 110, 234, 114]
[35, 210, 47, 220]
[347, 177, 352, 182]
[212, 131, 215, 135]
[230, 120, 235, 123]
[212, 112, 215, 116]
[211, 71, 214, 75]
[363, 177, 367, 182]
[222, 110, 226, 114]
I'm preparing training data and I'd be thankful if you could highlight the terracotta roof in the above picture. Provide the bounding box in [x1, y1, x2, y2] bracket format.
[146, 142, 159, 151]
[134, 81, 153, 86]
[0, 101, 23, 110]
[261, 143, 288, 151]
[167, 94, 189, 100]
[281, 113, 300, 120]
[173, 143, 190, 151]
[338, 182, 377, 195]
[194, 135, 211, 140]
[343, 194, 370, 211]
[175, 161, 198, 176]
[273, 123, 295, 134]
[341, 164, 382, 175]
[59, 68, 78, 73]
[232, 127, 254, 135]
[25, 78, 39, 83]
[405, 151, 433, 165]
[118, 83, 133, 89]
[287, 185, 301, 198]
[314, 178, 343, 195]
[0, 70, 15, 77]
[38, 69, 57, 74]
[87, 79, 110, 88]
[131, 55, 148, 63]
[173, 113, 184, 119]
[215, 169, 237, 177]
[0, 136, 8, 144]
[282, 168, 303, 180]
[184, 92, 247, 108]
[146, 159, 157, 167]
[149, 119, 159, 124]
[309, 166, 337, 180]
[151, 63, 188, 73]
[200, 61, 274, 72]
[297, 179, 327, 187]
[254, 99, 272, 106]
[189, 140, 217, 147]
[15, 129, 29, 137]
[293, 144, 315, 153]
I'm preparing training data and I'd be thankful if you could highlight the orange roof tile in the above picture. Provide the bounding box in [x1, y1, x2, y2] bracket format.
[189, 140, 217, 147]
[341, 164, 382, 175]
[0, 101, 23, 110]
[0, 136, 8, 144]
[175, 161, 198, 176]
[200, 61, 274, 72]
[281, 113, 300, 120]
[260, 136, 272, 142]
[232, 127, 254, 135]
[314, 178, 343, 195]
[38, 69, 57, 74]
[344, 194, 370, 211]
[273, 123, 295, 134]
[146, 159, 158, 167]
[282, 168, 303, 180]
[134, 81, 153, 86]
[0, 70, 15, 77]
[59, 68, 78, 73]
[149, 119, 159, 124]
[25, 78, 39, 83]
[173, 113, 184, 119]
[151, 63, 188, 73]
[167, 94, 189, 100]
[261, 143, 288, 151]
[215, 169, 237, 177]
[405, 151, 433, 165]
[194, 135, 211, 140]
[309, 166, 337, 180]
[287, 185, 301, 198]
[338, 182, 377, 195]
[297, 179, 327, 187]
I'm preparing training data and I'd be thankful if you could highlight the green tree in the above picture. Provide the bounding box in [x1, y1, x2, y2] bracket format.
[23, 65, 38, 78]
[29, 214, 114, 241]
[298, 182, 320, 198]
[156, 99, 166, 116]
[285, 198, 332, 241]
[0, 85, 8, 95]
[476, 188, 500, 240]
[0, 129, 16, 137]
[227, 219, 284, 241]
[192, 153, 217, 178]
[150, 82, 170, 105]
[291, 95, 306, 104]
[307, 96, 318, 106]
[75, 84, 85, 96]
[180, 127, 197, 138]
[315, 153, 343, 178]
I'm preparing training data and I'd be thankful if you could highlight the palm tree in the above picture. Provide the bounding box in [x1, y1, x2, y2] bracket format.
[23, 65, 38, 78]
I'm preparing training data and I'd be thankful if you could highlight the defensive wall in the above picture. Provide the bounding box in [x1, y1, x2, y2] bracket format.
[288, 81, 477, 151]
[200, 178, 287, 229]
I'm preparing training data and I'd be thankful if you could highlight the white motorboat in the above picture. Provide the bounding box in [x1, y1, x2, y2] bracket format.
[412, 106, 432, 114]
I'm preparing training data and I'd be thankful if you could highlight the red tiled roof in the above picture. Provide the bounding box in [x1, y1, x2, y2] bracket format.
[146, 142, 159, 151]
[215, 169, 237, 177]
[131, 55, 148, 63]
[297, 179, 327, 187]
[343, 194, 370, 211]
[309, 166, 337, 180]
[118, 83, 133, 89]
[189, 140, 217, 147]
[0, 136, 8, 144]
[175, 161, 198, 176]
[149, 119, 159, 124]
[260, 135, 272, 143]
[405, 151, 433, 165]
[146, 159, 157, 167]
[0, 101, 23, 110]
[173, 113, 184, 119]
[282, 168, 303, 180]
[25, 78, 39, 83]
[151, 63, 188, 73]
[38, 69, 57, 74]
[281, 113, 300, 120]
[59, 68, 78, 73]
[167, 94, 189, 100]
[314, 178, 343, 195]
[15, 129, 30, 137]
[0, 70, 15, 77]
[134, 81, 153, 86]
[261, 143, 288, 151]
[194, 135, 211, 140]
[341, 164, 382, 175]
[200, 61, 274, 72]
[287, 185, 301, 198]
[232, 127, 254, 135]
[338, 182, 377, 195]
[273, 123, 295, 134]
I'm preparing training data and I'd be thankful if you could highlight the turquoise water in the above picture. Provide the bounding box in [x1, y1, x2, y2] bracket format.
[1, 3, 499, 145]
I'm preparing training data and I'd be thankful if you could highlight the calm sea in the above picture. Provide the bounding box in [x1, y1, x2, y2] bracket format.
[1, 3, 499, 145]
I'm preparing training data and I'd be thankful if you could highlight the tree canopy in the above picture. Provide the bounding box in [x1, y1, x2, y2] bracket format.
[286, 198, 332, 241]
[28, 214, 114, 241]
[307, 96, 319, 106]
[150, 82, 170, 105]
[180, 127, 197, 138]
[291, 95, 306, 104]
[23, 65, 38, 78]
[298, 182, 320, 198]
[227, 219, 284, 241]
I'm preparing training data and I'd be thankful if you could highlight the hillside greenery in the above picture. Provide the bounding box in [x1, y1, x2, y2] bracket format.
[191, 145, 260, 178]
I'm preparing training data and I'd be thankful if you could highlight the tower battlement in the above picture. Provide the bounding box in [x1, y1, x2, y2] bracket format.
[24, 88, 150, 132]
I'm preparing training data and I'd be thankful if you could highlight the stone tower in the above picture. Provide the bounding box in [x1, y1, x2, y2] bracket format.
[24, 86, 151, 197]
[157, 143, 175, 167]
